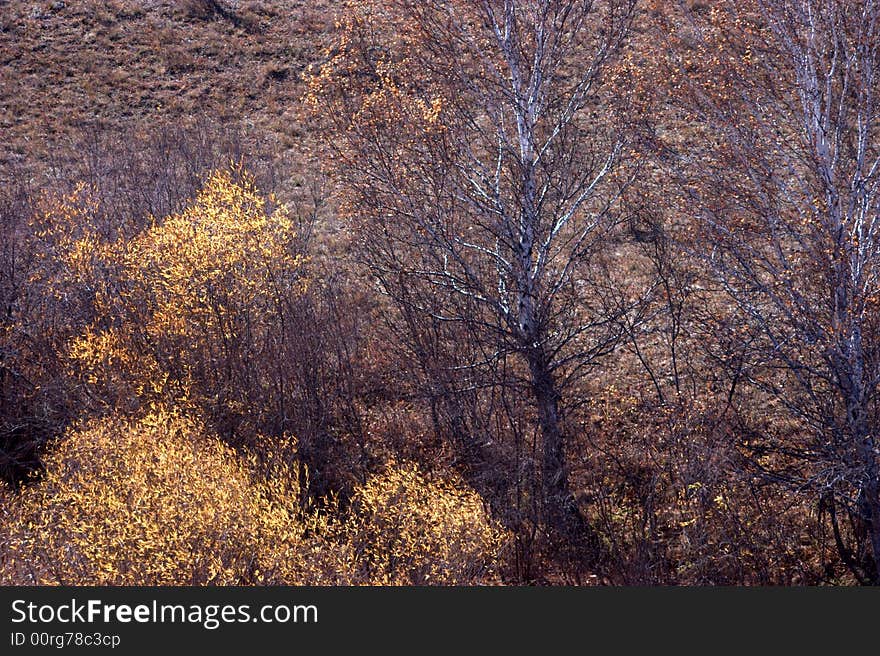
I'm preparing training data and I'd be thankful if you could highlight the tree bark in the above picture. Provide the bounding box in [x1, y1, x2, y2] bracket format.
[525, 346, 579, 537]
[862, 476, 880, 585]
[853, 420, 880, 585]
[845, 390, 880, 584]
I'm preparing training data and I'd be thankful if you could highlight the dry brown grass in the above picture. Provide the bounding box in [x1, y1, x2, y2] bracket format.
[0, 1, 335, 180]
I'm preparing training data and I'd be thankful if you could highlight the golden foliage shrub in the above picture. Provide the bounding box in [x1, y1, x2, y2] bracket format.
[66, 168, 307, 435]
[0, 183, 118, 481]
[0, 409, 319, 585]
[343, 463, 508, 585]
[0, 413, 508, 586]
[10, 183, 111, 391]
[26, 183, 109, 326]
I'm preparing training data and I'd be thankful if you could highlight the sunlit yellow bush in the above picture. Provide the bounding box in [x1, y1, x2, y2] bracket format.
[0, 413, 507, 586]
[0, 409, 318, 585]
[3, 183, 116, 421]
[66, 168, 307, 433]
[343, 463, 508, 585]
[26, 182, 110, 317]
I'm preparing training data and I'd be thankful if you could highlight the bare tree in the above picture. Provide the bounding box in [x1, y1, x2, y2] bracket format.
[665, 0, 880, 583]
[311, 0, 639, 547]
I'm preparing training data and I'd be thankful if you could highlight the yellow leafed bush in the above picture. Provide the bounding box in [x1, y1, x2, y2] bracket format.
[0, 408, 315, 585]
[66, 168, 307, 434]
[0, 410, 507, 586]
[343, 463, 508, 585]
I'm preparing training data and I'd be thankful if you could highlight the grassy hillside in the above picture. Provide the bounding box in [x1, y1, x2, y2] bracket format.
[1, 1, 331, 174]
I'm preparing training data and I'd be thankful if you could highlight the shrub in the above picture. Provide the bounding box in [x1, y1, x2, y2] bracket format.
[343, 463, 508, 585]
[0, 408, 311, 585]
[67, 168, 307, 440]
[0, 413, 508, 586]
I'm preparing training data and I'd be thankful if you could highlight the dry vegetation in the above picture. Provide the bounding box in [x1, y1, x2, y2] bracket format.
[1, 0, 879, 585]
[0, 0, 330, 185]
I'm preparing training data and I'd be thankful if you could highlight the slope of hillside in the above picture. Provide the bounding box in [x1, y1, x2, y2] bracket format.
[0, 0, 332, 172]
